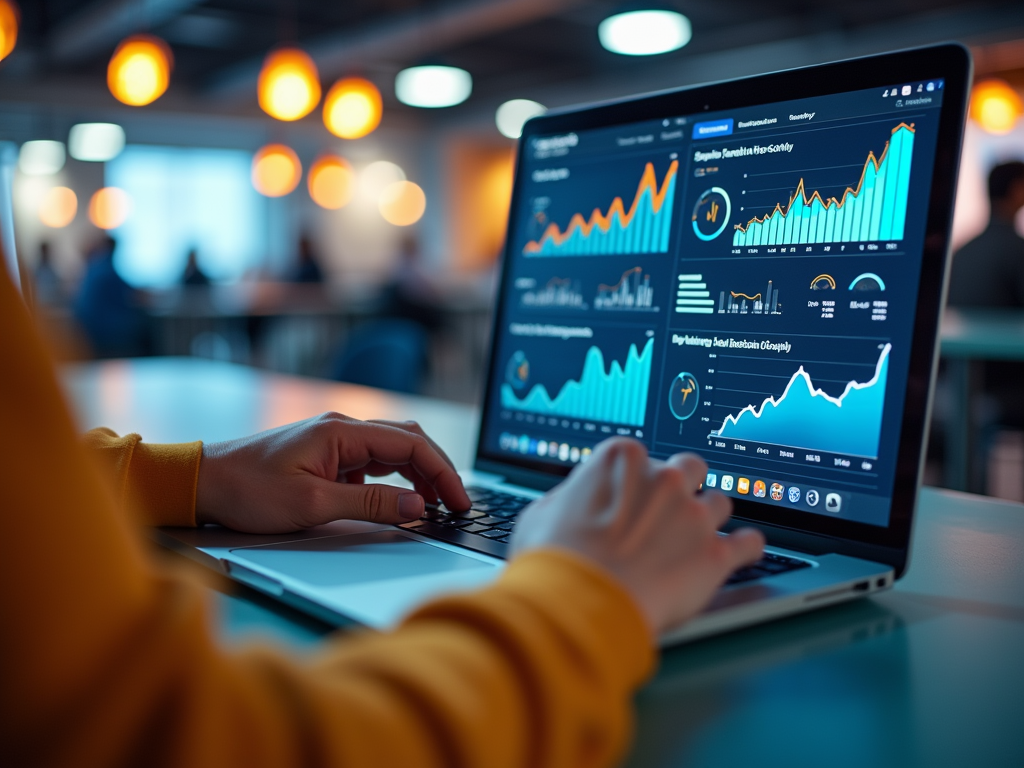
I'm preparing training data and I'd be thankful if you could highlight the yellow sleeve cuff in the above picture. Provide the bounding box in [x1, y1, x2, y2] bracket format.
[84, 428, 202, 527]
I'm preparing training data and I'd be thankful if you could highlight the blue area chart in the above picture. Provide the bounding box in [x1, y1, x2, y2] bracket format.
[501, 338, 653, 426]
[712, 344, 891, 458]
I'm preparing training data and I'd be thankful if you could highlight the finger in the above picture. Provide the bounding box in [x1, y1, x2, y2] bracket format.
[369, 420, 458, 473]
[665, 452, 708, 496]
[719, 527, 766, 573]
[701, 490, 734, 529]
[341, 422, 471, 511]
[312, 480, 427, 525]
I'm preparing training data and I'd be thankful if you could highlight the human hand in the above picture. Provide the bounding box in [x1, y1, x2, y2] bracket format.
[195, 412, 470, 533]
[510, 438, 765, 636]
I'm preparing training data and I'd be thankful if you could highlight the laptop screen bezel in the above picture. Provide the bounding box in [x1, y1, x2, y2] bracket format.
[474, 43, 971, 566]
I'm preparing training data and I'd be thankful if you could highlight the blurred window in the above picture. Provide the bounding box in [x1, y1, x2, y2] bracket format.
[106, 145, 263, 287]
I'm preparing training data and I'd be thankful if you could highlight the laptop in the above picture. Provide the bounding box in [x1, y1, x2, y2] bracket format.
[162, 43, 971, 644]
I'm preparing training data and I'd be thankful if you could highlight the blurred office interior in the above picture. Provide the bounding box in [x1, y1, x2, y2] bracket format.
[2, 0, 1024, 499]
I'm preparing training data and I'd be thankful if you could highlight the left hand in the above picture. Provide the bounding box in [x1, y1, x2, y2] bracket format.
[194, 412, 470, 533]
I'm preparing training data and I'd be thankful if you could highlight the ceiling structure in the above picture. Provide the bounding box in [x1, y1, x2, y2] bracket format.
[5, 0, 1024, 131]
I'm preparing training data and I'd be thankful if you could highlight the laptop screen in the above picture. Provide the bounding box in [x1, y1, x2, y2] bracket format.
[480, 78, 949, 531]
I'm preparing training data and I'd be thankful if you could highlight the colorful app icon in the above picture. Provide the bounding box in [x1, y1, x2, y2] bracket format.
[705, 472, 717, 488]
[826, 493, 842, 513]
[770, 483, 784, 501]
[806, 489, 820, 507]
[752, 480, 766, 497]
[787, 486, 801, 503]
[721, 475, 735, 491]
[737, 477, 750, 494]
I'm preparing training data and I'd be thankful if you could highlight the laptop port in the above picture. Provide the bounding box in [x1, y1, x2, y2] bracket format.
[876, 578, 887, 588]
[853, 580, 870, 592]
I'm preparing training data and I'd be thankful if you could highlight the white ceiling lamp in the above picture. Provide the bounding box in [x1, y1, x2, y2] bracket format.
[18, 140, 66, 176]
[68, 123, 126, 162]
[598, 10, 692, 56]
[395, 65, 472, 108]
[358, 160, 406, 202]
[496, 99, 547, 139]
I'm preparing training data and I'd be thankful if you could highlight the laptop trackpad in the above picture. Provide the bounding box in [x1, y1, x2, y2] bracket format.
[229, 530, 492, 587]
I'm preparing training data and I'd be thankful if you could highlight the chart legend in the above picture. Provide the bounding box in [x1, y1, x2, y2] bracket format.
[733, 123, 915, 246]
[524, 161, 678, 256]
[500, 338, 653, 426]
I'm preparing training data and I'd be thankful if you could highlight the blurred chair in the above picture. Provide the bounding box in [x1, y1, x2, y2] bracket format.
[328, 319, 428, 394]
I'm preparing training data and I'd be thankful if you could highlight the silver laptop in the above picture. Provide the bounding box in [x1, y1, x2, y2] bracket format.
[162, 44, 971, 645]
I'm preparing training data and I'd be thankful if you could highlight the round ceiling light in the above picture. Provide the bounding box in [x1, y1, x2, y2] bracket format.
[378, 181, 426, 226]
[107, 35, 173, 106]
[970, 79, 1023, 135]
[18, 140, 66, 176]
[358, 161, 406, 202]
[89, 187, 131, 230]
[39, 187, 78, 228]
[251, 144, 302, 197]
[0, 0, 19, 62]
[395, 65, 472, 108]
[323, 78, 382, 139]
[308, 155, 356, 209]
[258, 48, 321, 121]
[496, 99, 547, 139]
[598, 10, 691, 56]
[69, 123, 126, 162]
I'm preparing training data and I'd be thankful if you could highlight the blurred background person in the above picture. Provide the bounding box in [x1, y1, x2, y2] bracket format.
[381, 234, 443, 333]
[287, 235, 325, 283]
[181, 248, 210, 287]
[73, 236, 150, 358]
[948, 160, 1024, 308]
[32, 241, 64, 307]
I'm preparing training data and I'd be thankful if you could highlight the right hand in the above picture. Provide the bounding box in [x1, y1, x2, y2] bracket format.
[510, 438, 765, 636]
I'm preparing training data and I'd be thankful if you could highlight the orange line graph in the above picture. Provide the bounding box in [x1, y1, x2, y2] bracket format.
[730, 292, 762, 301]
[598, 266, 644, 293]
[734, 122, 916, 235]
[525, 160, 679, 253]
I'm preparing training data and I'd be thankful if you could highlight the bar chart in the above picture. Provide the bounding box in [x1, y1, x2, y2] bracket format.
[594, 266, 655, 311]
[718, 279, 782, 315]
[732, 123, 915, 246]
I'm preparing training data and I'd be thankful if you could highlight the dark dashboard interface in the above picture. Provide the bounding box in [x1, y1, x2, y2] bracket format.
[483, 80, 946, 528]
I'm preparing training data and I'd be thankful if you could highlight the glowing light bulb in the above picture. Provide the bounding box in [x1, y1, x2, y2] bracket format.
[395, 66, 472, 108]
[308, 155, 355, 209]
[108, 35, 173, 106]
[598, 10, 691, 56]
[495, 99, 546, 139]
[323, 78, 382, 139]
[0, 0, 18, 62]
[39, 187, 77, 228]
[970, 79, 1023, 135]
[252, 144, 302, 197]
[378, 180, 426, 226]
[89, 187, 131, 229]
[18, 140, 66, 176]
[258, 48, 321, 121]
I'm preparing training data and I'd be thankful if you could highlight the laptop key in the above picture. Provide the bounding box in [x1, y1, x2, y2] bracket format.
[479, 529, 506, 539]
[473, 516, 505, 527]
[460, 523, 491, 534]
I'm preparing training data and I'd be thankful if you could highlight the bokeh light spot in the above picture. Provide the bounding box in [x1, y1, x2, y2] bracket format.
[39, 187, 78, 228]
[251, 144, 302, 197]
[323, 77, 382, 139]
[108, 35, 172, 106]
[258, 49, 321, 121]
[308, 155, 355, 209]
[89, 187, 131, 229]
[378, 180, 426, 226]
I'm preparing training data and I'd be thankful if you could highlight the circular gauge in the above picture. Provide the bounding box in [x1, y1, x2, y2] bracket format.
[849, 272, 886, 291]
[810, 274, 836, 290]
[505, 350, 530, 390]
[668, 372, 700, 420]
[692, 187, 731, 241]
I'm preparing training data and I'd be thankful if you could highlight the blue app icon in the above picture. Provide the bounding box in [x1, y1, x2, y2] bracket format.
[705, 472, 717, 488]
[787, 486, 801, 503]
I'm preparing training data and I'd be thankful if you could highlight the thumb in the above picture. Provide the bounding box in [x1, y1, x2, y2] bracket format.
[315, 481, 425, 525]
[719, 527, 766, 573]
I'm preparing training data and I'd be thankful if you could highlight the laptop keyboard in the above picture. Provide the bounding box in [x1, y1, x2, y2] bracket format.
[399, 486, 813, 583]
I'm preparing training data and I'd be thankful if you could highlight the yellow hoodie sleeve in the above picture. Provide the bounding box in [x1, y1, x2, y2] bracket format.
[1, 267, 655, 768]
[82, 428, 202, 527]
